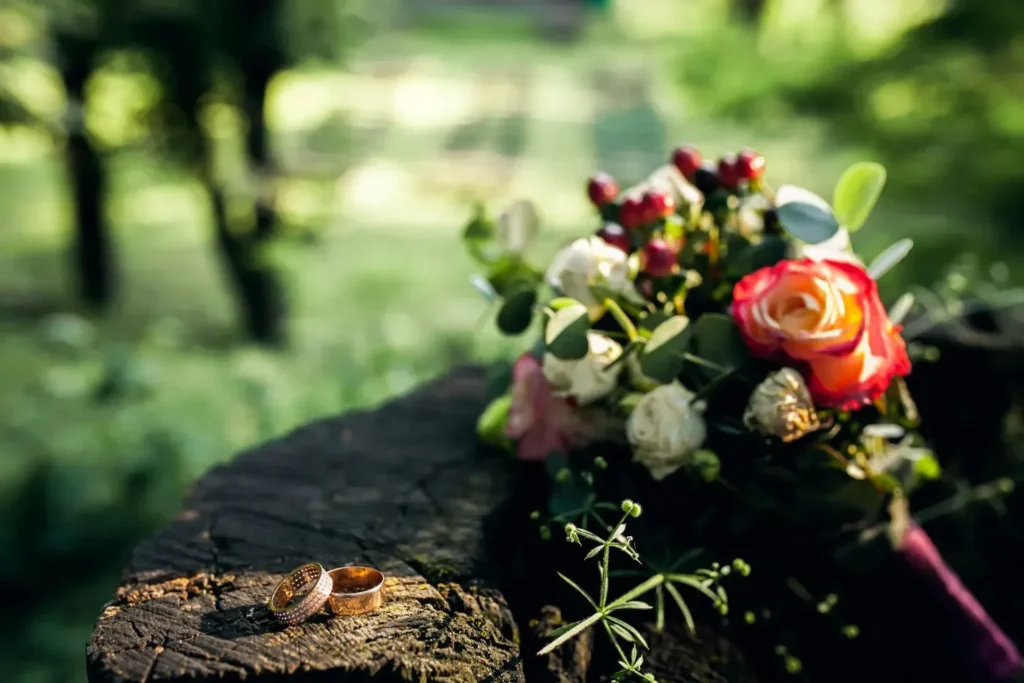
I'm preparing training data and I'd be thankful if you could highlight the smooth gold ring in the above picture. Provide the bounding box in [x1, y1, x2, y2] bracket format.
[268, 562, 332, 625]
[327, 566, 385, 616]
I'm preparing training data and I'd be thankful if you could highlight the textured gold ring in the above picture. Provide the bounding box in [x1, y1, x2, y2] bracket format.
[327, 566, 386, 616]
[268, 562, 332, 625]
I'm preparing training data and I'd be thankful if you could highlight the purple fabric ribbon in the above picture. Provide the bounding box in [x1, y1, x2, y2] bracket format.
[898, 522, 1022, 683]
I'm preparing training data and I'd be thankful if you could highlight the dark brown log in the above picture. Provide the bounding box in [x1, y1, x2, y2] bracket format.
[86, 367, 753, 683]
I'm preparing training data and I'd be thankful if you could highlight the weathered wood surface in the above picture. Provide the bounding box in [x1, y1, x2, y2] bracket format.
[86, 366, 755, 683]
[86, 366, 523, 683]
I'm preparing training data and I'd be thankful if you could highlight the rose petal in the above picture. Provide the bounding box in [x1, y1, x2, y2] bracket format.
[732, 258, 911, 410]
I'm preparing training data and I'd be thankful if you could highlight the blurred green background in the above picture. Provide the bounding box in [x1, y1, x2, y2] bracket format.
[1, 0, 1022, 681]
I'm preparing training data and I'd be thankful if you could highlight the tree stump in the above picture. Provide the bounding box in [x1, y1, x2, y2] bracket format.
[86, 366, 754, 683]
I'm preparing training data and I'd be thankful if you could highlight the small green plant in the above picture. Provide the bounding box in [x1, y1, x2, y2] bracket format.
[540, 499, 749, 682]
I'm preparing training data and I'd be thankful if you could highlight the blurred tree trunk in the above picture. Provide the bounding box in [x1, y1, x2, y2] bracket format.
[732, 0, 766, 25]
[55, 33, 115, 311]
[171, 0, 287, 345]
[219, 0, 288, 345]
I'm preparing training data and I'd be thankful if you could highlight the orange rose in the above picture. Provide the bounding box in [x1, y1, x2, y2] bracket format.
[731, 258, 911, 411]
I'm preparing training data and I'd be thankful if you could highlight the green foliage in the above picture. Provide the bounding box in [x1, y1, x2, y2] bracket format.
[867, 239, 914, 281]
[539, 499, 744, 682]
[637, 315, 690, 384]
[832, 162, 887, 233]
[496, 287, 537, 335]
[544, 302, 591, 360]
[773, 185, 840, 244]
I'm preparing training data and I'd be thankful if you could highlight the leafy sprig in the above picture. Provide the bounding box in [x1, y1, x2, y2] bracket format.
[540, 499, 748, 682]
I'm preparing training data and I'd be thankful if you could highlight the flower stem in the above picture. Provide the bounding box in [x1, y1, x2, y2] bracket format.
[604, 298, 639, 342]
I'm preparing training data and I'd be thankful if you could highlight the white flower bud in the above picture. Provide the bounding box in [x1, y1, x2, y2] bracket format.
[626, 382, 707, 481]
[543, 332, 623, 405]
[545, 237, 639, 319]
[743, 368, 821, 442]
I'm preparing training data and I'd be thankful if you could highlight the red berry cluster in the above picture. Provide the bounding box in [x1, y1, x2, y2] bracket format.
[586, 170, 680, 278]
[583, 143, 765, 281]
[670, 145, 765, 195]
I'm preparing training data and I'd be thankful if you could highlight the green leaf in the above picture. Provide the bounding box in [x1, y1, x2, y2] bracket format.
[638, 316, 690, 383]
[545, 302, 591, 360]
[663, 581, 696, 636]
[833, 162, 887, 232]
[496, 288, 537, 335]
[774, 185, 841, 244]
[867, 238, 913, 280]
[613, 600, 654, 611]
[638, 311, 673, 333]
[470, 275, 498, 302]
[537, 611, 603, 656]
[606, 617, 649, 650]
[689, 314, 749, 378]
[476, 395, 512, 448]
[488, 256, 539, 298]
[888, 292, 915, 326]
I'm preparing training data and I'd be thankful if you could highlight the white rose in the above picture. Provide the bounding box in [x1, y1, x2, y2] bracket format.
[627, 382, 707, 481]
[543, 332, 623, 405]
[545, 237, 638, 318]
[790, 227, 862, 265]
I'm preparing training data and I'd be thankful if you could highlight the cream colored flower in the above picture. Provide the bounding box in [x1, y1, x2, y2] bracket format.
[543, 332, 623, 405]
[743, 368, 821, 442]
[545, 237, 637, 318]
[627, 382, 707, 481]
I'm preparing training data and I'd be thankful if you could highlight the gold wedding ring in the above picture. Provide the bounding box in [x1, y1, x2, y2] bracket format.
[327, 566, 386, 616]
[268, 562, 333, 625]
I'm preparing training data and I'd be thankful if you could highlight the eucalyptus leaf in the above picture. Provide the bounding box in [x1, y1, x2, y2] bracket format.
[470, 274, 498, 302]
[689, 314, 749, 376]
[638, 315, 690, 383]
[774, 185, 840, 244]
[496, 288, 537, 335]
[498, 199, 540, 254]
[638, 311, 673, 333]
[833, 162, 887, 232]
[488, 256, 539, 298]
[888, 292, 915, 326]
[867, 238, 913, 280]
[545, 302, 591, 360]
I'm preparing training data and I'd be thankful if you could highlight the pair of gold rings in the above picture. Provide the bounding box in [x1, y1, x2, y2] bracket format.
[267, 563, 385, 625]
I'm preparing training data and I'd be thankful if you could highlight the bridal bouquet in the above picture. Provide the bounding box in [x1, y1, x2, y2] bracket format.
[463, 145, 1021, 683]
